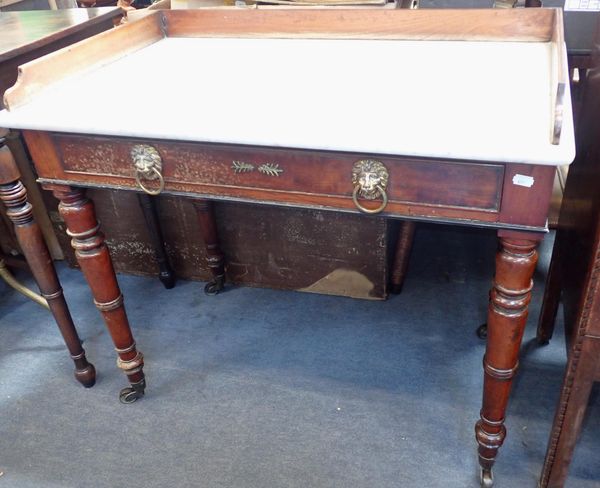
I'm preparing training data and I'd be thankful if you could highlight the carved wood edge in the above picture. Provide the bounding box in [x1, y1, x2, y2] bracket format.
[0, 180, 32, 226]
[3, 12, 165, 111]
[539, 234, 600, 486]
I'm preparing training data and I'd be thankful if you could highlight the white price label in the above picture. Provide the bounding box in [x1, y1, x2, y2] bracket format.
[512, 174, 535, 188]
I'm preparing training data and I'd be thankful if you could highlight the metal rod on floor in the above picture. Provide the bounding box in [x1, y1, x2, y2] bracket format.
[0, 258, 49, 309]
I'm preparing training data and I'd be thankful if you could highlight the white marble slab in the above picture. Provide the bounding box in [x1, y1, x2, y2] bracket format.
[0, 37, 575, 166]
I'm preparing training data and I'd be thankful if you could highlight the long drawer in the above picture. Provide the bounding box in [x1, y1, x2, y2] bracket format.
[45, 134, 505, 219]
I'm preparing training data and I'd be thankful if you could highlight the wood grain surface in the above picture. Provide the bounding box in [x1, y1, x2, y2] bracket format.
[0, 8, 123, 63]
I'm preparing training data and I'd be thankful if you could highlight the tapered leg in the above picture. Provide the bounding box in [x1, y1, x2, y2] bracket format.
[537, 241, 561, 345]
[0, 142, 95, 387]
[390, 220, 416, 294]
[50, 185, 145, 403]
[192, 199, 225, 295]
[137, 193, 175, 289]
[539, 337, 600, 488]
[475, 234, 541, 487]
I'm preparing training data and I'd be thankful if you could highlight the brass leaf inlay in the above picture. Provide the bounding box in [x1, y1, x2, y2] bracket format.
[258, 163, 283, 177]
[232, 161, 255, 173]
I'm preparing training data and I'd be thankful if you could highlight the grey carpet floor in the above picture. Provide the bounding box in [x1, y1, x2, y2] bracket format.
[0, 224, 598, 488]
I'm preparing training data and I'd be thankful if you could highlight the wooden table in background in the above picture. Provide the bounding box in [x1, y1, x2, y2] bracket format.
[0, 7, 122, 390]
[0, 7, 123, 257]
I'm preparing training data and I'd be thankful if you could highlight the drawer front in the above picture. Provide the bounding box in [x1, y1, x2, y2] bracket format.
[52, 134, 504, 217]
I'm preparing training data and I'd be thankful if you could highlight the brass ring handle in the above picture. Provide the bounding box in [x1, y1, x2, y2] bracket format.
[351, 159, 390, 214]
[131, 144, 164, 196]
[135, 166, 164, 196]
[352, 184, 388, 214]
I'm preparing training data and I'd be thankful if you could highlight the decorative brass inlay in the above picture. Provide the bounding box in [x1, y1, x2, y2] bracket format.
[131, 144, 164, 195]
[351, 159, 389, 214]
[258, 163, 283, 177]
[232, 161, 255, 173]
[231, 161, 284, 176]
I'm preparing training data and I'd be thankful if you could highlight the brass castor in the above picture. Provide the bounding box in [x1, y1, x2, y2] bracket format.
[204, 275, 225, 296]
[480, 467, 494, 488]
[119, 378, 146, 404]
[476, 323, 488, 340]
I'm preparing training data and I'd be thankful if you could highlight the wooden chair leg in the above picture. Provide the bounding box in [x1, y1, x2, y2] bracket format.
[539, 337, 600, 488]
[49, 185, 145, 403]
[475, 232, 541, 487]
[192, 199, 225, 295]
[0, 142, 95, 387]
[137, 193, 175, 289]
[537, 239, 561, 345]
[390, 220, 416, 294]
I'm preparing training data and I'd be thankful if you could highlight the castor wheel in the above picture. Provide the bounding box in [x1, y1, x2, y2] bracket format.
[476, 323, 488, 340]
[480, 467, 494, 488]
[119, 379, 146, 404]
[204, 275, 225, 296]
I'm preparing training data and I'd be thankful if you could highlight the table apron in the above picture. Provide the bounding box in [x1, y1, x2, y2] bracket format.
[26, 132, 555, 232]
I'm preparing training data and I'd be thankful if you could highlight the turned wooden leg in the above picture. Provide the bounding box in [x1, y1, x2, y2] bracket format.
[475, 233, 541, 487]
[537, 241, 561, 345]
[539, 337, 600, 488]
[137, 193, 175, 289]
[390, 220, 416, 294]
[192, 199, 225, 295]
[50, 185, 145, 403]
[0, 142, 95, 387]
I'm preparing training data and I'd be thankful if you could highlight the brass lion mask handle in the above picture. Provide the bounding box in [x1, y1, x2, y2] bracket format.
[351, 159, 389, 214]
[131, 144, 165, 196]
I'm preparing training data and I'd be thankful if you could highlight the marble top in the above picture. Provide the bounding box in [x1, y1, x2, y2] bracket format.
[0, 36, 575, 166]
